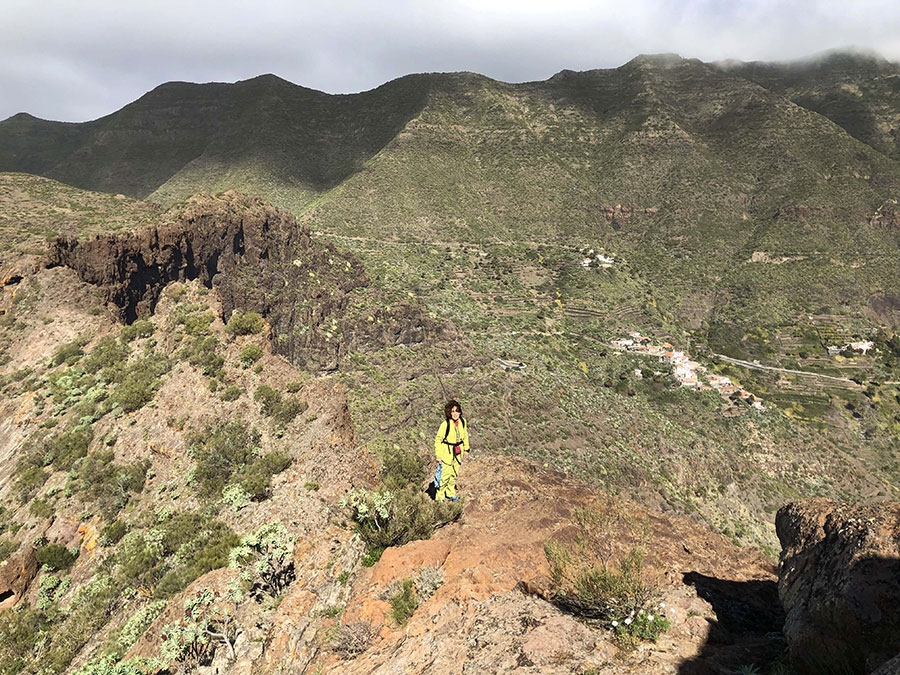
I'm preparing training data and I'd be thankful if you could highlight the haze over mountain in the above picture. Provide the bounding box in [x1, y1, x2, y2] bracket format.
[2, 50, 900, 673]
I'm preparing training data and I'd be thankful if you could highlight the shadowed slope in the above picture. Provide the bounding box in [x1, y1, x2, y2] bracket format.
[0, 74, 432, 204]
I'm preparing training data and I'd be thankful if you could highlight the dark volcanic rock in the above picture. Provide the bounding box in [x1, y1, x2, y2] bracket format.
[48, 191, 439, 371]
[776, 498, 900, 674]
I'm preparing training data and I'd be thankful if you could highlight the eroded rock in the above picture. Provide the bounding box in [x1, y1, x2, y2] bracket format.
[47, 191, 441, 372]
[776, 498, 900, 673]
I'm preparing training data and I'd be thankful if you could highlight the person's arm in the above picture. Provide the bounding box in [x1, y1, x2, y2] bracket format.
[461, 420, 471, 452]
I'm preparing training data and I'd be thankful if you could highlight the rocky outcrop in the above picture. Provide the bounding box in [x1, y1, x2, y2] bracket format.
[776, 498, 900, 674]
[0, 547, 38, 611]
[47, 191, 440, 371]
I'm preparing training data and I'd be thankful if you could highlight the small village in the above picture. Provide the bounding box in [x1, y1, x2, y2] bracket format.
[610, 332, 766, 409]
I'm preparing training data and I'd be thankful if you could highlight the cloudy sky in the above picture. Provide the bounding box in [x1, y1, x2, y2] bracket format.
[3, 0, 900, 123]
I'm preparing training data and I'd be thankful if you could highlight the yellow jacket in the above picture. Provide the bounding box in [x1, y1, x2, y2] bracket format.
[434, 418, 470, 464]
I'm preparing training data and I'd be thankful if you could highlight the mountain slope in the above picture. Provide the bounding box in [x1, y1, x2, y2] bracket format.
[0, 74, 432, 207]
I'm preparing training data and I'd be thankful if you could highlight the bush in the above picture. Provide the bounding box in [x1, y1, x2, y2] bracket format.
[47, 426, 93, 471]
[35, 544, 78, 571]
[219, 385, 242, 402]
[0, 538, 19, 562]
[52, 340, 84, 367]
[29, 498, 54, 518]
[99, 520, 128, 546]
[83, 336, 129, 376]
[272, 397, 307, 426]
[69, 451, 150, 519]
[189, 420, 291, 501]
[188, 420, 258, 497]
[253, 385, 307, 426]
[544, 505, 670, 646]
[108, 356, 170, 413]
[115, 511, 238, 597]
[120, 320, 155, 343]
[12, 460, 48, 504]
[413, 566, 444, 601]
[183, 335, 224, 378]
[181, 312, 214, 336]
[236, 451, 293, 500]
[0, 603, 53, 675]
[253, 385, 281, 416]
[388, 578, 418, 626]
[228, 522, 295, 598]
[331, 621, 375, 659]
[340, 487, 461, 551]
[240, 344, 264, 367]
[226, 311, 264, 336]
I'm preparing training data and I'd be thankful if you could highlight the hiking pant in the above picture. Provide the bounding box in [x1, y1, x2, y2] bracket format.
[436, 459, 459, 500]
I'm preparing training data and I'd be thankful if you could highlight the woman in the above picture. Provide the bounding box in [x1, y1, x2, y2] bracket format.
[434, 399, 470, 502]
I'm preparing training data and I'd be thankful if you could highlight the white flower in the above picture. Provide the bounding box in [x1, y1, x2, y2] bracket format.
[611, 620, 618, 627]
[624, 617, 632, 625]
[648, 614, 655, 621]
[658, 602, 665, 608]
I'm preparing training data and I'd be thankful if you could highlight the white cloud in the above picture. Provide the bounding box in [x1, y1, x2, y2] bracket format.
[1, 0, 899, 122]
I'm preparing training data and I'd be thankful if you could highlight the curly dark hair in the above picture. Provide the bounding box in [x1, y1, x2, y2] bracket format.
[444, 399, 462, 422]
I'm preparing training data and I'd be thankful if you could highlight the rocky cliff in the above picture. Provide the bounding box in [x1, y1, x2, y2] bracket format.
[46, 190, 440, 371]
[777, 498, 900, 674]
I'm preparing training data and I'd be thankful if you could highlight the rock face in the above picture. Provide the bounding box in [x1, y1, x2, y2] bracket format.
[776, 498, 900, 674]
[0, 547, 38, 611]
[47, 191, 439, 371]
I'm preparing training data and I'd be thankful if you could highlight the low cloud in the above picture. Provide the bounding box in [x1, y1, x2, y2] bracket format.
[3, 0, 900, 122]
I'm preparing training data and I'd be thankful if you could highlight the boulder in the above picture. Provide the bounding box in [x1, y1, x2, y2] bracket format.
[0, 546, 38, 610]
[776, 498, 900, 673]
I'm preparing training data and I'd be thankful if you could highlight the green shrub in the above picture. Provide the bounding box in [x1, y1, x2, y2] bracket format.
[235, 451, 293, 500]
[74, 654, 161, 675]
[69, 451, 149, 518]
[414, 565, 444, 601]
[388, 578, 418, 626]
[219, 385, 242, 402]
[253, 385, 306, 425]
[47, 426, 93, 471]
[38, 576, 122, 674]
[240, 344, 264, 367]
[181, 313, 214, 336]
[544, 505, 670, 646]
[188, 420, 260, 497]
[83, 336, 128, 376]
[182, 335, 224, 378]
[340, 487, 461, 551]
[52, 340, 84, 367]
[108, 355, 170, 413]
[0, 603, 53, 675]
[381, 445, 425, 492]
[253, 385, 281, 415]
[0, 537, 19, 562]
[35, 544, 78, 571]
[361, 547, 385, 567]
[120, 320, 155, 343]
[273, 397, 307, 426]
[12, 455, 49, 503]
[229, 522, 295, 598]
[114, 511, 238, 597]
[226, 311, 264, 336]
[99, 520, 128, 546]
[158, 589, 237, 671]
[29, 498, 54, 519]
